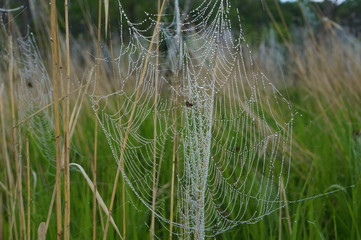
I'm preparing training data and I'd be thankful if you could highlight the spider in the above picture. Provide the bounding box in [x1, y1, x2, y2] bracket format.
[185, 101, 194, 108]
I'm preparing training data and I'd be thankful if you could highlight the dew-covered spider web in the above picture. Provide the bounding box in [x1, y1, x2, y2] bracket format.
[16, 33, 56, 168]
[17, 33, 53, 119]
[90, 0, 294, 238]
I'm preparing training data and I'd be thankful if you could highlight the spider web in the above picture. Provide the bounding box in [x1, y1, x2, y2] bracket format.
[91, 0, 293, 238]
[16, 33, 56, 167]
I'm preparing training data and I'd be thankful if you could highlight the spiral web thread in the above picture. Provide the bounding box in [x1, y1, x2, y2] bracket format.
[91, 0, 294, 238]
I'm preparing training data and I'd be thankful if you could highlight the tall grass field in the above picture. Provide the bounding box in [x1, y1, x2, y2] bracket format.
[0, 0, 360, 239]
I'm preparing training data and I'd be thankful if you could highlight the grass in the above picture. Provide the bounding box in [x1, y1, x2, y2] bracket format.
[0, 1, 361, 239]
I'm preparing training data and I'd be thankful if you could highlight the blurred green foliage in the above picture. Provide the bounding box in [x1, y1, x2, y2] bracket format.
[53, 0, 361, 42]
[2, 0, 361, 42]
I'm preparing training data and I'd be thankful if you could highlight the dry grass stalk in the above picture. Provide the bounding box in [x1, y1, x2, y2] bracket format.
[0, 191, 3, 239]
[7, 16, 16, 240]
[38, 222, 46, 240]
[0, 84, 8, 240]
[150, 0, 162, 238]
[7, 15, 27, 240]
[49, 0, 63, 238]
[0, 82, 15, 239]
[93, 0, 102, 239]
[26, 136, 31, 240]
[64, 0, 71, 239]
[45, 184, 57, 235]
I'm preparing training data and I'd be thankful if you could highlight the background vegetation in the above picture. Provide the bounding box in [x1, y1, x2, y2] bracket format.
[1, 0, 361, 239]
